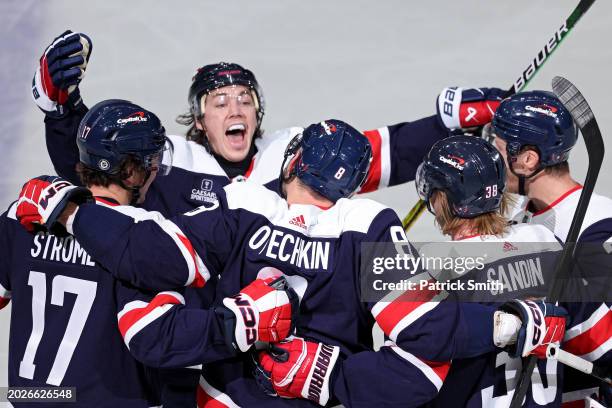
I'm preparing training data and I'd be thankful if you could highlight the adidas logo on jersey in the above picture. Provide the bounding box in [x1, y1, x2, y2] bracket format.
[289, 215, 307, 230]
[503, 242, 518, 252]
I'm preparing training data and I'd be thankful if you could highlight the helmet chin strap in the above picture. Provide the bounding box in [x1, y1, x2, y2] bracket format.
[508, 159, 544, 196]
[118, 169, 152, 205]
[278, 155, 299, 200]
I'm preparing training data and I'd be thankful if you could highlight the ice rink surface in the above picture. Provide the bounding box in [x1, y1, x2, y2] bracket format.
[1, 1, 611, 404]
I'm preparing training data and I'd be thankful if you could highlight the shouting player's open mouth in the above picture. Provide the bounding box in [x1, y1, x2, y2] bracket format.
[225, 123, 248, 150]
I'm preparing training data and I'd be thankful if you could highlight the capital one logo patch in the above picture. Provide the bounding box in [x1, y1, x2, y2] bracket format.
[117, 111, 148, 124]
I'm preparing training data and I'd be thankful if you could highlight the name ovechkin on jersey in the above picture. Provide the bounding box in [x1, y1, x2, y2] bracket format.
[30, 232, 96, 266]
[248, 225, 331, 270]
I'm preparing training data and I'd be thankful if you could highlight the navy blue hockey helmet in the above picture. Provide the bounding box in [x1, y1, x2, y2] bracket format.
[76, 99, 171, 176]
[283, 120, 372, 202]
[416, 135, 506, 218]
[491, 90, 578, 167]
[188, 62, 264, 126]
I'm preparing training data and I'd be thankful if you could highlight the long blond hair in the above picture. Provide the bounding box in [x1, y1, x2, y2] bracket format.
[433, 190, 514, 237]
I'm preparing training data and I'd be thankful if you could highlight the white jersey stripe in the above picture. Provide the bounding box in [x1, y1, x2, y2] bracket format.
[378, 126, 391, 188]
[580, 338, 612, 361]
[118, 292, 185, 348]
[198, 376, 239, 408]
[385, 341, 447, 390]
[388, 301, 441, 342]
[564, 303, 610, 341]
[153, 218, 210, 287]
[123, 304, 176, 349]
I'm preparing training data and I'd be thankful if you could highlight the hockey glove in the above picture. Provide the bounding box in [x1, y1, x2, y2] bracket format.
[436, 87, 505, 131]
[219, 276, 299, 352]
[254, 336, 341, 406]
[494, 299, 567, 358]
[32, 30, 92, 117]
[16, 176, 93, 234]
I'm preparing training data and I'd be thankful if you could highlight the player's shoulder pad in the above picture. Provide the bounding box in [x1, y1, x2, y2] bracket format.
[507, 223, 560, 243]
[255, 127, 303, 151]
[323, 197, 393, 235]
[583, 192, 612, 227]
[223, 181, 285, 220]
[248, 127, 304, 185]
[167, 134, 226, 176]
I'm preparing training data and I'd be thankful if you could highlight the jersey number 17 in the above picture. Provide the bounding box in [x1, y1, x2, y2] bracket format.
[19, 271, 97, 386]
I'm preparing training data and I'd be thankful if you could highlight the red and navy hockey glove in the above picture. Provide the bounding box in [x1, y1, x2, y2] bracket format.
[254, 336, 341, 406]
[32, 30, 92, 117]
[494, 299, 568, 358]
[220, 276, 299, 352]
[436, 87, 505, 131]
[16, 176, 93, 234]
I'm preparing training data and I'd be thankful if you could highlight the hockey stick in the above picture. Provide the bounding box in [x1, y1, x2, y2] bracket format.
[402, 0, 597, 233]
[546, 344, 612, 386]
[509, 76, 605, 408]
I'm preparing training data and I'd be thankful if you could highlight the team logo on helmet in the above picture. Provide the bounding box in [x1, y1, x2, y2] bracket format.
[439, 154, 465, 170]
[525, 104, 558, 118]
[117, 111, 148, 124]
[98, 159, 110, 171]
[320, 121, 337, 135]
[218, 69, 242, 77]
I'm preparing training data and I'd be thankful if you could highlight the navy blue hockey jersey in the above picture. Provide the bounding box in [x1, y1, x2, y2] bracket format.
[0, 202, 159, 407]
[65, 181, 497, 407]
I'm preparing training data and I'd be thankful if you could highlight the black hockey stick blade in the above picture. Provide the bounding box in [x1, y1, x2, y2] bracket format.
[509, 77, 605, 408]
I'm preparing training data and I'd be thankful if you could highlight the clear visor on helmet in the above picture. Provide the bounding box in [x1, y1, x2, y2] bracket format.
[281, 132, 304, 176]
[482, 123, 496, 144]
[113, 131, 173, 176]
[143, 138, 173, 176]
[415, 162, 437, 215]
[200, 86, 259, 115]
[415, 162, 430, 203]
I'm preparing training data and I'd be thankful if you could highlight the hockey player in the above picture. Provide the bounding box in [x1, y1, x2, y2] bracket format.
[32, 30, 505, 217]
[0, 99, 173, 407]
[15, 120, 564, 407]
[9, 98, 298, 407]
[487, 91, 612, 406]
[414, 135, 569, 407]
